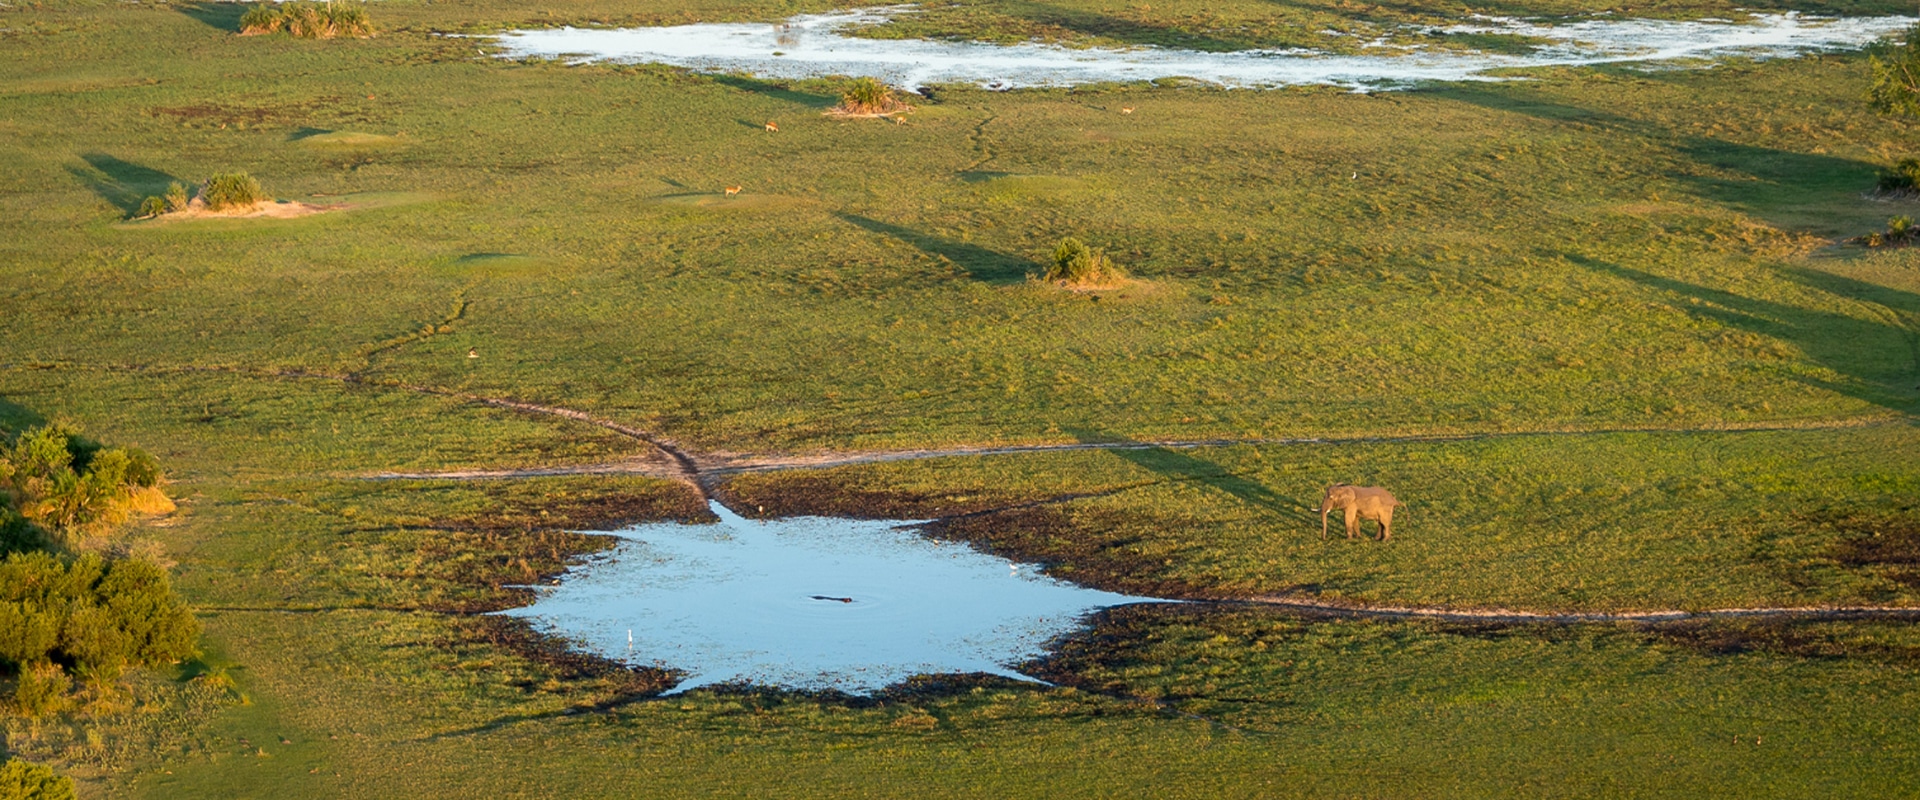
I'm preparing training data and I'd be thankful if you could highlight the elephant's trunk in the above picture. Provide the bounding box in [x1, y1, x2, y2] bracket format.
[1320, 504, 1329, 540]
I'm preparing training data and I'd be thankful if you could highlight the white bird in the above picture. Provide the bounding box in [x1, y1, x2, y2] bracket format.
[1350, 172, 1358, 180]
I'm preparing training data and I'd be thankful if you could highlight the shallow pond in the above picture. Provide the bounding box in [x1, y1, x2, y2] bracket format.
[500, 502, 1159, 695]
[493, 8, 1912, 91]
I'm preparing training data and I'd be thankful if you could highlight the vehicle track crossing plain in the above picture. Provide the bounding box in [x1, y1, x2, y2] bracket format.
[9, 360, 1919, 623]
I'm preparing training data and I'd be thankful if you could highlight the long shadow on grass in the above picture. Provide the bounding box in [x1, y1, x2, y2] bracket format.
[1569, 254, 1920, 413]
[836, 213, 1032, 283]
[710, 75, 836, 108]
[1063, 427, 1313, 524]
[0, 397, 47, 436]
[68, 154, 185, 217]
[175, 2, 245, 32]
[1440, 86, 1885, 236]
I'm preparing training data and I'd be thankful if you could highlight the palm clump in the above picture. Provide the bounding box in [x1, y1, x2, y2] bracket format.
[240, 1, 373, 38]
[831, 77, 913, 117]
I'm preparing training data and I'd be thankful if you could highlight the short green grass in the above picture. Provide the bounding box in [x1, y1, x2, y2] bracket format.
[3, 0, 1920, 796]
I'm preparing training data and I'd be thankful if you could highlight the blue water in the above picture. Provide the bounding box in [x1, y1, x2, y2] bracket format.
[499, 501, 1161, 694]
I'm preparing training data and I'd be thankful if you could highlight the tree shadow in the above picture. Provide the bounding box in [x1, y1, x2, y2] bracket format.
[710, 75, 836, 108]
[835, 212, 1033, 283]
[1566, 253, 1920, 413]
[175, 2, 246, 33]
[1439, 86, 1889, 236]
[1063, 427, 1315, 524]
[0, 396, 48, 436]
[68, 153, 184, 216]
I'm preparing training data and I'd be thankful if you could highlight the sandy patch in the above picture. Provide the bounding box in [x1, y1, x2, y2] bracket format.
[140, 197, 340, 222]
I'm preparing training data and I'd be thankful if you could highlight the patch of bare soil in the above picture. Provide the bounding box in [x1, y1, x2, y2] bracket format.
[142, 198, 339, 222]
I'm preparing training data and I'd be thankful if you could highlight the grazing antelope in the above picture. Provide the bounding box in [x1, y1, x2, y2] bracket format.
[466, 348, 478, 359]
[891, 116, 907, 125]
[765, 121, 779, 132]
[724, 185, 742, 197]
[1120, 106, 1135, 114]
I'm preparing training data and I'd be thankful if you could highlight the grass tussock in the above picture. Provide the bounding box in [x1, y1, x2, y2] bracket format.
[1043, 237, 1128, 288]
[239, 1, 373, 39]
[829, 77, 914, 117]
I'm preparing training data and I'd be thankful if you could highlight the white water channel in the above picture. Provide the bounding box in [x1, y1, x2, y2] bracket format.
[492, 7, 1913, 91]
[499, 502, 1157, 695]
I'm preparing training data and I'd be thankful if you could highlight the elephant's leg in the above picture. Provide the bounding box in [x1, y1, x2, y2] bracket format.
[1379, 509, 1393, 541]
[1344, 507, 1359, 539]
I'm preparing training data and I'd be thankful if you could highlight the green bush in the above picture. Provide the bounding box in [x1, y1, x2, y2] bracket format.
[164, 181, 190, 212]
[1878, 158, 1920, 192]
[1869, 24, 1920, 117]
[0, 758, 74, 800]
[136, 196, 166, 218]
[1046, 237, 1126, 285]
[12, 661, 70, 718]
[201, 172, 265, 210]
[0, 552, 198, 691]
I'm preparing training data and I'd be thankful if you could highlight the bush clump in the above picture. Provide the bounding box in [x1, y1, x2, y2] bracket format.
[832, 76, 913, 116]
[136, 196, 166, 219]
[1869, 24, 1920, 117]
[0, 552, 198, 710]
[1879, 158, 1920, 193]
[1, 424, 164, 551]
[1857, 215, 1918, 248]
[239, 1, 373, 39]
[164, 181, 190, 213]
[200, 171, 266, 211]
[1045, 237, 1127, 286]
[0, 758, 75, 800]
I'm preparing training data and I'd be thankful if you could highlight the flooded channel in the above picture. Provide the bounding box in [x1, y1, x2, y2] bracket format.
[492, 8, 1912, 91]
[499, 502, 1160, 695]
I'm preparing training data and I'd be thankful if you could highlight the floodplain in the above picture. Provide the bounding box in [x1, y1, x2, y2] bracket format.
[3, 0, 1920, 796]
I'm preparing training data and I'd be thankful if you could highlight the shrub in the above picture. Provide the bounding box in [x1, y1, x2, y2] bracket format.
[1857, 215, 1920, 247]
[136, 196, 166, 219]
[1878, 158, 1920, 192]
[834, 77, 912, 116]
[164, 181, 190, 212]
[0, 758, 74, 800]
[1046, 237, 1127, 286]
[1869, 24, 1920, 117]
[201, 172, 265, 211]
[238, 3, 284, 35]
[12, 661, 70, 718]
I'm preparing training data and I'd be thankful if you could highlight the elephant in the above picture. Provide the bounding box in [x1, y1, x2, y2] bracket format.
[1318, 484, 1401, 541]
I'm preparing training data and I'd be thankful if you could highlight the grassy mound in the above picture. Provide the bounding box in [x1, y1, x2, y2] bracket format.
[239, 1, 373, 39]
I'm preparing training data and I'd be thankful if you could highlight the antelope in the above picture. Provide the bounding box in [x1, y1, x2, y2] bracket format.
[724, 185, 742, 197]
[1121, 106, 1135, 114]
[466, 348, 478, 359]
[765, 121, 779, 132]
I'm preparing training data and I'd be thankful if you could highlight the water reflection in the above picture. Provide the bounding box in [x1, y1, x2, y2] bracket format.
[500, 502, 1160, 695]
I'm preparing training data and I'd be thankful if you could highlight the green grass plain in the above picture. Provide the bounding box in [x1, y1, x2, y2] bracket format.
[3, 0, 1920, 796]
